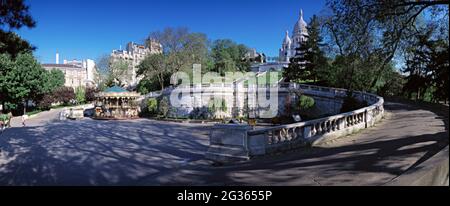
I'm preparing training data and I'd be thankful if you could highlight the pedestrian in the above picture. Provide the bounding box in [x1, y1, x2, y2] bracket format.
[22, 114, 28, 127]
[7, 112, 12, 128]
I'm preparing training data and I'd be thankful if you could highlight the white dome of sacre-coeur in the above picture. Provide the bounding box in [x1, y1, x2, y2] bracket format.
[283, 30, 292, 46]
[293, 9, 308, 36]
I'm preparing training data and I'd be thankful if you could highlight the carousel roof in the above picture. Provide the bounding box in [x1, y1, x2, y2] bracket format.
[105, 85, 128, 93]
[95, 86, 140, 98]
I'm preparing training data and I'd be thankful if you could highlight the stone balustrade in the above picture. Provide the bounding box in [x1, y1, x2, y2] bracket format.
[205, 84, 385, 163]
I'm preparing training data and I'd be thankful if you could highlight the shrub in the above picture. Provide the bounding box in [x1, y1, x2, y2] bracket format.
[38, 94, 55, 110]
[54, 87, 75, 105]
[158, 96, 170, 117]
[147, 98, 158, 116]
[190, 106, 212, 119]
[85, 87, 98, 102]
[298, 95, 315, 111]
[75, 87, 86, 105]
[0, 114, 9, 122]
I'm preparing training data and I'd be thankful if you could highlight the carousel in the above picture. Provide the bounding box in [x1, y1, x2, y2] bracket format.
[93, 86, 141, 120]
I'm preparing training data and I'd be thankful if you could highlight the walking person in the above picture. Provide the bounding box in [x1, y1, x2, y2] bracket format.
[22, 114, 28, 127]
[7, 112, 12, 128]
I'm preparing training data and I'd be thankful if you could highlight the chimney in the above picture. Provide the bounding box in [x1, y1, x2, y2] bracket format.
[56, 52, 60, 64]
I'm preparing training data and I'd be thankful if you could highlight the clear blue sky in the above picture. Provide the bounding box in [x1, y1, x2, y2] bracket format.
[17, 0, 327, 63]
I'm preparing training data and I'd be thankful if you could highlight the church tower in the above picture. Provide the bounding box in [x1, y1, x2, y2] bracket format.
[279, 8, 309, 62]
[279, 30, 292, 62]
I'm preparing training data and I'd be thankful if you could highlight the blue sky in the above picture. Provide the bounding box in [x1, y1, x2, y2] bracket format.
[17, 0, 327, 63]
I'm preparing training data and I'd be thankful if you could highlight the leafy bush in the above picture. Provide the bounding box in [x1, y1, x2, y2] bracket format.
[38, 93, 55, 110]
[53, 87, 75, 105]
[158, 96, 170, 117]
[190, 106, 212, 120]
[147, 98, 158, 116]
[85, 87, 98, 102]
[340, 93, 368, 113]
[75, 87, 86, 105]
[0, 114, 9, 122]
[298, 95, 315, 111]
[38, 86, 75, 109]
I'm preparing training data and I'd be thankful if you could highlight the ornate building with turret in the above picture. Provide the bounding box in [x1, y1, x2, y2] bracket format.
[110, 40, 162, 88]
[279, 9, 309, 63]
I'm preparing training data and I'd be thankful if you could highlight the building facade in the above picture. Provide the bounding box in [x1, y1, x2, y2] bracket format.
[110, 40, 162, 88]
[279, 9, 309, 63]
[42, 53, 97, 90]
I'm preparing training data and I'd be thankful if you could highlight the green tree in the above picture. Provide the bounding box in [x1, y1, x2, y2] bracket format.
[147, 27, 210, 74]
[35, 69, 65, 109]
[42, 69, 65, 93]
[430, 41, 449, 103]
[137, 54, 170, 91]
[304, 15, 329, 83]
[139, 27, 210, 91]
[0, 53, 46, 113]
[210, 39, 251, 75]
[0, 0, 36, 57]
[323, 0, 448, 93]
[283, 41, 308, 83]
[403, 30, 449, 102]
[0, 54, 14, 110]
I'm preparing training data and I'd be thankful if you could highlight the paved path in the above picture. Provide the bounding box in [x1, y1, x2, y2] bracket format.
[0, 109, 210, 185]
[145, 101, 449, 186]
[0, 100, 448, 185]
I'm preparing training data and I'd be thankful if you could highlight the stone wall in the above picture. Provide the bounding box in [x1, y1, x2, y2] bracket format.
[205, 84, 385, 163]
[142, 83, 353, 120]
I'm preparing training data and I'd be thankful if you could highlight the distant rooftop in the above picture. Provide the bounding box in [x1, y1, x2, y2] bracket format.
[42, 63, 82, 69]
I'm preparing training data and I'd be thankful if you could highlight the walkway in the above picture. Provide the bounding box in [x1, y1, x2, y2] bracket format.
[145, 101, 449, 185]
[0, 100, 448, 185]
[0, 109, 210, 185]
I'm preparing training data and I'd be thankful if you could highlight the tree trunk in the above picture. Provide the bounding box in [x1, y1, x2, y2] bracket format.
[23, 100, 28, 115]
[159, 74, 164, 91]
[417, 88, 421, 100]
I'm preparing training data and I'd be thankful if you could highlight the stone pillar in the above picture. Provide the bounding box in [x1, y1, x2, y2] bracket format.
[338, 117, 346, 130]
[366, 109, 373, 127]
[303, 126, 312, 139]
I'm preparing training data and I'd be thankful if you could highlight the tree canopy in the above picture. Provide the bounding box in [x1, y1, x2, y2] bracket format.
[0, 0, 36, 57]
[137, 27, 252, 93]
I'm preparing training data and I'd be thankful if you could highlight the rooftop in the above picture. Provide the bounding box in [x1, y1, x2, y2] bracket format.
[104, 86, 128, 93]
[42, 64, 82, 69]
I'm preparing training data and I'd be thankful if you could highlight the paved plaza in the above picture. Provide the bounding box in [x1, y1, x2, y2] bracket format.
[0, 100, 448, 185]
[0, 109, 210, 185]
[150, 101, 448, 186]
